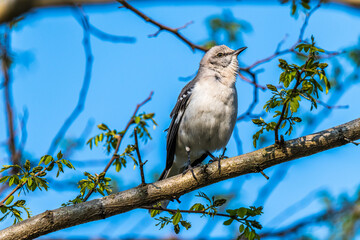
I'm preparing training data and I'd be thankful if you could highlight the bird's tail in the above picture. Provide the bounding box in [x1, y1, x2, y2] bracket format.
[156, 153, 208, 209]
[156, 164, 182, 209]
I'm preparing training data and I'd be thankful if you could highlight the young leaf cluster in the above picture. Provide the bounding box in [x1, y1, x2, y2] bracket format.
[224, 206, 263, 240]
[112, 144, 138, 172]
[132, 112, 157, 143]
[190, 191, 228, 217]
[150, 192, 263, 240]
[86, 112, 157, 153]
[86, 123, 121, 154]
[252, 36, 330, 147]
[0, 151, 74, 224]
[152, 205, 192, 234]
[77, 172, 112, 202]
[0, 198, 30, 224]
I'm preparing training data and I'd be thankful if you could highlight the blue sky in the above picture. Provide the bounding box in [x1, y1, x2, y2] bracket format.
[1, 1, 360, 239]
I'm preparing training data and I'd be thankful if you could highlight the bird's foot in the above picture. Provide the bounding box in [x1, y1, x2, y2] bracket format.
[182, 146, 198, 181]
[207, 149, 228, 174]
[182, 163, 198, 181]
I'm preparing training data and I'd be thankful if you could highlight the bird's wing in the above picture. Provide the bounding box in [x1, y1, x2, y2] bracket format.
[165, 77, 197, 172]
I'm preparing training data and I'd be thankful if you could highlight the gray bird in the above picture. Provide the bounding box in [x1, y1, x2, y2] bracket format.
[159, 45, 247, 185]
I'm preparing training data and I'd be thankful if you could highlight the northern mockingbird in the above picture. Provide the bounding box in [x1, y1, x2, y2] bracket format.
[159, 45, 247, 184]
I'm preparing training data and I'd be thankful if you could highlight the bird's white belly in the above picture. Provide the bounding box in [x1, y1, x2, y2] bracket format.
[176, 81, 238, 161]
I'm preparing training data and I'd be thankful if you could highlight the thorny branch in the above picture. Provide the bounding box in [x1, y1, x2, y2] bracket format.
[82, 91, 153, 202]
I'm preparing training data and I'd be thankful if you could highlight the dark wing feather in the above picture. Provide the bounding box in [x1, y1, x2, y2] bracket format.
[165, 78, 197, 172]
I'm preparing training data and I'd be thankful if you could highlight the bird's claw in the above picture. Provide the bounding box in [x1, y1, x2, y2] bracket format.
[182, 164, 198, 181]
[209, 157, 222, 174]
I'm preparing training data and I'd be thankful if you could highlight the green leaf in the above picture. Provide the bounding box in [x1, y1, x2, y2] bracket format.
[251, 119, 263, 125]
[27, 178, 33, 188]
[266, 84, 277, 91]
[239, 224, 245, 233]
[223, 218, 234, 225]
[134, 116, 141, 124]
[57, 151, 63, 160]
[24, 160, 31, 171]
[293, 117, 302, 122]
[290, 98, 300, 113]
[301, 2, 311, 10]
[41, 155, 54, 165]
[174, 224, 180, 234]
[150, 209, 161, 218]
[61, 159, 75, 169]
[172, 210, 181, 225]
[213, 199, 227, 207]
[97, 123, 109, 131]
[9, 176, 15, 186]
[237, 207, 247, 218]
[190, 203, 205, 211]
[180, 220, 191, 230]
[5, 195, 14, 205]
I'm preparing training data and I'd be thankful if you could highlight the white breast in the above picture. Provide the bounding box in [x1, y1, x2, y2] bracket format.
[175, 78, 238, 163]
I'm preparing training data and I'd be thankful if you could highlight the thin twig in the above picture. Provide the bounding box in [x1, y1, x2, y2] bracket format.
[237, 72, 263, 121]
[260, 170, 269, 180]
[134, 128, 146, 186]
[344, 137, 360, 146]
[88, 22, 135, 43]
[117, 0, 207, 52]
[141, 206, 232, 218]
[82, 91, 154, 202]
[316, 99, 348, 109]
[237, 71, 266, 90]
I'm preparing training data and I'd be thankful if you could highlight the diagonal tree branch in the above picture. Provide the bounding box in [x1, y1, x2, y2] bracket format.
[1, 117, 359, 240]
[117, 0, 208, 52]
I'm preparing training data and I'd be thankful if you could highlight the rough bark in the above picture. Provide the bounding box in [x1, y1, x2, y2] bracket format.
[0, 117, 359, 240]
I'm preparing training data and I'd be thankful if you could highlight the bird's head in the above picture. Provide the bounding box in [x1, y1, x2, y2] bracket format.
[200, 45, 247, 77]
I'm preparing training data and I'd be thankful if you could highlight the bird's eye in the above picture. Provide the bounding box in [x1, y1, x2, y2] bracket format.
[216, 53, 224, 57]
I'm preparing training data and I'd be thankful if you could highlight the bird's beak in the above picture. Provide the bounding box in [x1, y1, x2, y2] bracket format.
[233, 46, 247, 56]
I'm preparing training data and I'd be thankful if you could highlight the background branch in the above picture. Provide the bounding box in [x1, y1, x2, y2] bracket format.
[1, 27, 21, 173]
